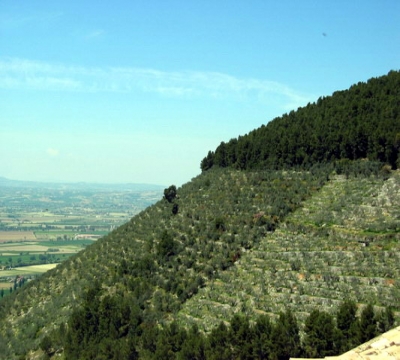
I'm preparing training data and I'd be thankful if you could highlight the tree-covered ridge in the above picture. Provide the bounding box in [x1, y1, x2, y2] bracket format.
[0, 167, 328, 358]
[201, 70, 400, 171]
[0, 163, 399, 359]
[178, 168, 400, 332]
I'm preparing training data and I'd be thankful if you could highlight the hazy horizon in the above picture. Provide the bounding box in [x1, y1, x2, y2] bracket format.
[0, 174, 166, 187]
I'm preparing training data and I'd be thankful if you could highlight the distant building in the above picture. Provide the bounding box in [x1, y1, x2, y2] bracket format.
[73, 234, 101, 240]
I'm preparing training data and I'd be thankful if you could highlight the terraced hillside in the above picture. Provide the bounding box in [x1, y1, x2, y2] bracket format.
[0, 167, 327, 358]
[0, 165, 399, 358]
[178, 170, 400, 329]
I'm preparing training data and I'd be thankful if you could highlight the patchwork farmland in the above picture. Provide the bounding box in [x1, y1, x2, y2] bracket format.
[0, 179, 163, 296]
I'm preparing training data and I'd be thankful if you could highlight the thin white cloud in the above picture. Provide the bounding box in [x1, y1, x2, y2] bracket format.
[0, 58, 313, 108]
[85, 29, 105, 39]
[46, 148, 59, 157]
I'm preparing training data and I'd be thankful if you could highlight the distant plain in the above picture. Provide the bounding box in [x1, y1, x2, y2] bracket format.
[0, 179, 163, 295]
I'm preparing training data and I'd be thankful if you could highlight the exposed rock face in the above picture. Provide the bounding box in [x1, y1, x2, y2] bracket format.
[291, 325, 400, 359]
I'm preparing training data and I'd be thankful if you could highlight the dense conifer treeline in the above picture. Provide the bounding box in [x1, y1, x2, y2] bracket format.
[201, 71, 400, 172]
[53, 288, 393, 359]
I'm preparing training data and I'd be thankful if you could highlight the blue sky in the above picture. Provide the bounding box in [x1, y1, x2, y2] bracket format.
[1, 1, 399, 186]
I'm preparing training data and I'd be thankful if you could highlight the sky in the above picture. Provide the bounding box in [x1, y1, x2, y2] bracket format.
[1, 1, 399, 187]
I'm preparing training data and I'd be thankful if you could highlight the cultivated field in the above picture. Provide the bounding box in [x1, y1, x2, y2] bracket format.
[0, 231, 36, 242]
[0, 264, 58, 277]
[0, 180, 163, 297]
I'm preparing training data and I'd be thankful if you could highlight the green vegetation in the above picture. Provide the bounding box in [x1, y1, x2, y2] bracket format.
[45, 286, 395, 359]
[201, 70, 400, 171]
[176, 168, 400, 333]
[0, 182, 163, 300]
[164, 185, 178, 203]
[0, 71, 399, 359]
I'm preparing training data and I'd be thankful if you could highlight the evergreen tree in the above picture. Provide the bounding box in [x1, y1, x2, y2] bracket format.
[376, 307, 395, 334]
[178, 324, 206, 360]
[252, 315, 273, 360]
[336, 299, 360, 352]
[359, 304, 377, 343]
[303, 309, 338, 358]
[206, 321, 233, 360]
[164, 185, 177, 203]
[270, 309, 301, 360]
[229, 314, 254, 359]
[157, 230, 177, 261]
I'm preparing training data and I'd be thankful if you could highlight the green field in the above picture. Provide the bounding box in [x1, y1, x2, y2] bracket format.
[0, 182, 162, 298]
[0, 238, 94, 298]
[1, 263, 58, 277]
[0, 263, 60, 297]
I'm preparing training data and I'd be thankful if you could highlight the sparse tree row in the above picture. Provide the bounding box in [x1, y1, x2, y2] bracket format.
[201, 70, 400, 172]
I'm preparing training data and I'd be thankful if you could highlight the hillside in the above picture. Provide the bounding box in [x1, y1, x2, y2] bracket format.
[0, 165, 398, 359]
[0, 72, 399, 359]
[178, 170, 400, 329]
[201, 70, 400, 172]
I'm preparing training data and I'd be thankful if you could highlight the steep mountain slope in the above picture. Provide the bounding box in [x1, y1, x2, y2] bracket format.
[178, 171, 400, 330]
[0, 71, 399, 359]
[0, 167, 328, 358]
[201, 70, 400, 171]
[0, 165, 399, 359]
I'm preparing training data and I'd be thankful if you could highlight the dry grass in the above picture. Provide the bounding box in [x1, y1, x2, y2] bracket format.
[0, 263, 58, 277]
[0, 231, 36, 243]
[16, 264, 58, 272]
[0, 244, 49, 252]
